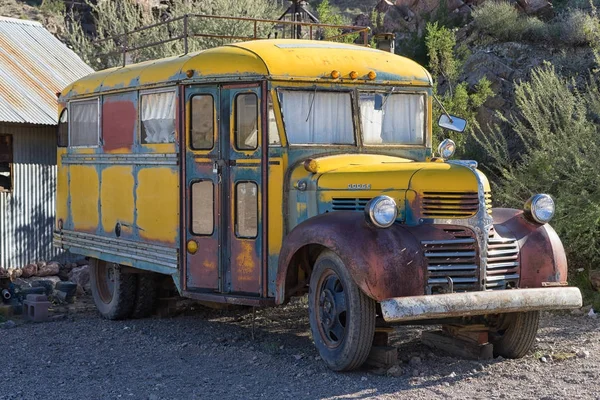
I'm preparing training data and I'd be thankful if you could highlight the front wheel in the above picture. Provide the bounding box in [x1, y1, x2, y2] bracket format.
[489, 311, 540, 358]
[90, 259, 136, 320]
[308, 250, 376, 371]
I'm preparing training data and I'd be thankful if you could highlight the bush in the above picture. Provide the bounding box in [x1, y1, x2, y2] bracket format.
[472, 1, 527, 42]
[475, 64, 600, 294]
[63, 0, 280, 69]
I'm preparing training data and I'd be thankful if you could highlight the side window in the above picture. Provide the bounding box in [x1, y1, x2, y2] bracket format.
[191, 95, 214, 150]
[0, 134, 12, 192]
[191, 180, 214, 235]
[235, 181, 258, 238]
[235, 93, 258, 150]
[268, 93, 281, 146]
[140, 91, 176, 144]
[70, 99, 99, 147]
[57, 109, 68, 148]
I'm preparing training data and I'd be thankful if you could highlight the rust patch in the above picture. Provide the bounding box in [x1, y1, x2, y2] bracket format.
[231, 238, 261, 294]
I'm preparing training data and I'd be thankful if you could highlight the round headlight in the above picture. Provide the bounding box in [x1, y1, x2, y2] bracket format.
[524, 194, 555, 224]
[437, 139, 456, 160]
[365, 196, 398, 228]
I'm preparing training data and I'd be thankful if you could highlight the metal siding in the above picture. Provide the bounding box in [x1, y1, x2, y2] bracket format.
[0, 123, 65, 269]
[0, 16, 93, 125]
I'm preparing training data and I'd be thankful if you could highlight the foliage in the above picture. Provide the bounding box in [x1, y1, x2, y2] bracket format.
[63, 0, 280, 69]
[316, 0, 358, 43]
[475, 64, 600, 289]
[472, 0, 599, 46]
[424, 22, 493, 152]
[40, 0, 64, 15]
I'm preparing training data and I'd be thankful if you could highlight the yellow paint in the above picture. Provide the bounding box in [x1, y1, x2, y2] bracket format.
[61, 40, 431, 100]
[187, 240, 198, 254]
[70, 165, 99, 231]
[268, 159, 284, 255]
[235, 241, 257, 282]
[136, 167, 179, 244]
[302, 154, 413, 175]
[100, 166, 134, 233]
[203, 259, 216, 271]
[55, 149, 68, 225]
[142, 143, 177, 154]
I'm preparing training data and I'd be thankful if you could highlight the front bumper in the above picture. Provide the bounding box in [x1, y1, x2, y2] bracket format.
[380, 287, 582, 323]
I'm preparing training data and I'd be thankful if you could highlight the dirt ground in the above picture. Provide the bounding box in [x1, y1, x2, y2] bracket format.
[1, 297, 599, 400]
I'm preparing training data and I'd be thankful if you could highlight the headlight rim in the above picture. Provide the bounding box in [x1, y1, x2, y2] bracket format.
[437, 138, 456, 160]
[365, 195, 398, 229]
[524, 193, 555, 224]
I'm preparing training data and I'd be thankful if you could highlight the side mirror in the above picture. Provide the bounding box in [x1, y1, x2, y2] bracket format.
[438, 114, 467, 133]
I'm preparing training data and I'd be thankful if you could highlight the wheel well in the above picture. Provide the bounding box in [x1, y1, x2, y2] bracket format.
[283, 244, 327, 302]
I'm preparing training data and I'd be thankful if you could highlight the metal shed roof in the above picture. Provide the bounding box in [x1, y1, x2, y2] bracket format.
[0, 16, 93, 125]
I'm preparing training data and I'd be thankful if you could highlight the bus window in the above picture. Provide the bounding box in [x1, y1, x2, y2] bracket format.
[191, 95, 214, 150]
[58, 109, 68, 147]
[191, 180, 214, 235]
[71, 99, 99, 147]
[140, 91, 176, 144]
[235, 181, 258, 238]
[235, 93, 258, 150]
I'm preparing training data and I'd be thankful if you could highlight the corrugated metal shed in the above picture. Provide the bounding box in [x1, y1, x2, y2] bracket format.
[0, 16, 93, 125]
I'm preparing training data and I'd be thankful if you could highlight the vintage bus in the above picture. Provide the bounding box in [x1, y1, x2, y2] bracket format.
[55, 37, 582, 371]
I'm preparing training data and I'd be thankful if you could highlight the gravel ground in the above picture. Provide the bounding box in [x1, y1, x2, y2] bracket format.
[1, 297, 599, 400]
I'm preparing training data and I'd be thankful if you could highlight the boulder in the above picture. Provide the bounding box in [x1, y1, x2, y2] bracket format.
[37, 262, 60, 277]
[68, 265, 91, 293]
[7, 268, 22, 280]
[590, 269, 600, 291]
[21, 263, 37, 278]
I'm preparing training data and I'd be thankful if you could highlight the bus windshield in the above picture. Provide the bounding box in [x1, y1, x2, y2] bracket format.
[279, 90, 355, 145]
[359, 91, 425, 145]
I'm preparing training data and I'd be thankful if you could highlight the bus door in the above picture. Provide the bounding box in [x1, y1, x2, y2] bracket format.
[184, 84, 263, 296]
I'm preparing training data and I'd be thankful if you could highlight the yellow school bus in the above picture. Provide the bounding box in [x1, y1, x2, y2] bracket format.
[55, 34, 582, 370]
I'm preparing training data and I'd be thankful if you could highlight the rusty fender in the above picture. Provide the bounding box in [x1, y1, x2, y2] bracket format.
[275, 211, 426, 304]
[380, 287, 582, 323]
[492, 208, 568, 287]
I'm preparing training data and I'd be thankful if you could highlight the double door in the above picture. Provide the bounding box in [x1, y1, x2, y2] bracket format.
[183, 84, 264, 296]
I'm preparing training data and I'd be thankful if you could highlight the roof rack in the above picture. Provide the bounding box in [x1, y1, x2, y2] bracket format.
[93, 13, 371, 67]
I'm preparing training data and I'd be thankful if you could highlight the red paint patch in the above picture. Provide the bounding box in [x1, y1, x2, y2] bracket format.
[102, 99, 136, 151]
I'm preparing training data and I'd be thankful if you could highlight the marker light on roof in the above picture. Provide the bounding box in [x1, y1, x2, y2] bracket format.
[350, 71, 358, 79]
[368, 71, 377, 80]
[331, 70, 340, 79]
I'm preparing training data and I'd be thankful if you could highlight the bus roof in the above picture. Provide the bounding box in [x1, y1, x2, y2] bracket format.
[61, 39, 432, 99]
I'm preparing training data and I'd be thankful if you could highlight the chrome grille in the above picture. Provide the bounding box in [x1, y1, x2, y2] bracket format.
[331, 198, 370, 211]
[485, 227, 519, 290]
[421, 192, 479, 218]
[422, 229, 479, 293]
[485, 191, 492, 214]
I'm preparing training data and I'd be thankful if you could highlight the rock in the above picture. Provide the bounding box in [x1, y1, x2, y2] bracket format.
[55, 281, 78, 298]
[576, 350, 590, 359]
[588, 309, 597, 319]
[590, 269, 600, 291]
[448, 371, 457, 378]
[37, 262, 60, 277]
[387, 365, 404, 377]
[7, 268, 22, 280]
[30, 276, 62, 296]
[0, 268, 7, 278]
[21, 263, 37, 278]
[68, 265, 90, 293]
[293, 354, 302, 360]
[409, 356, 422, 366]
[540, 356, 548, 363]
[0, 320, 16, 329]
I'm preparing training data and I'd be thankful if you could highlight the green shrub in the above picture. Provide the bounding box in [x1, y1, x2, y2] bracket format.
[472, 1, 526, 42]
[556, 9, 597, 45]
[475, 64, 600, 286]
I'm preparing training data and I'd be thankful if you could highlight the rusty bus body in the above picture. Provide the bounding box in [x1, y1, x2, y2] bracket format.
[55, 38, 582, 371]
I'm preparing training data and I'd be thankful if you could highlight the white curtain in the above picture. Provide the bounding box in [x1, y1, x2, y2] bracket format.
[280, 91, 354, 144]
[360, 93, 425, 145]
[141, 91, 176, 144]
[71, 99, 98, 146]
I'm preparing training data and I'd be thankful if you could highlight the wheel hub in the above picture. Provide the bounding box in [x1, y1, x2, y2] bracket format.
[316, 271, 348, 348]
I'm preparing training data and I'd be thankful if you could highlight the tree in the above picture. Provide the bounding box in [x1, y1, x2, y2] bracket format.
[63, 0, 280, 70]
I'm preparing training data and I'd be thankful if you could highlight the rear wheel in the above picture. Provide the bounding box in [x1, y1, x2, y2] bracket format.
[131, 274, 158, 319]
[489, 311, 540, 358]
[90, 259, 136, 320]
[308, 250, 376, 371]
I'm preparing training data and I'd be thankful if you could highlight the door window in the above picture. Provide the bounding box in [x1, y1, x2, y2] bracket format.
[191, 180, 214, 235]
[235, 93, 258, 150]
[235, 181, 258, 238]
[191, 95, 215, 150]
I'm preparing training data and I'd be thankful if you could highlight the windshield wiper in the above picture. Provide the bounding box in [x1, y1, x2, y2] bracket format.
[381, 87, 396, 109]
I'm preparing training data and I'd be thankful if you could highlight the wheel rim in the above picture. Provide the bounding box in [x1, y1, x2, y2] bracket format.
[95, 261, 116, 304]
[315, 268, 348, 349]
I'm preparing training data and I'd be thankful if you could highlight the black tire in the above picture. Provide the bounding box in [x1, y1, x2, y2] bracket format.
[490, 311, 540, 358]
[131, 273, 158, 319]
[308, 250, 376, 371]
[89, 259, 136, 320]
